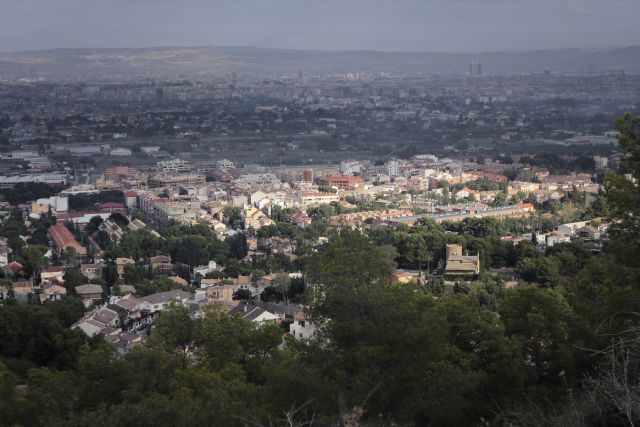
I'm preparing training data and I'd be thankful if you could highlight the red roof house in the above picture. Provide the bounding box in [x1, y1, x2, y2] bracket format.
[48, 223, 87, 256]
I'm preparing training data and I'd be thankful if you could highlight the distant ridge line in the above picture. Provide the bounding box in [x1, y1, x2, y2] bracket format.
[0, 45, 638, 80]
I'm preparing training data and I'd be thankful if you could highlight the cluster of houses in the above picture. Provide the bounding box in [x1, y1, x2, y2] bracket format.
[73, 288, 318, 354]
[535, 219, 608, 248]
[0, 146, 617, 358]
[0, 264, 69, 304]
[73, 290, 191, 353]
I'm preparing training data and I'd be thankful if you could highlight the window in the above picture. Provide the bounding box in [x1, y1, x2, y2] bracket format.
[298, 320, 305, 327]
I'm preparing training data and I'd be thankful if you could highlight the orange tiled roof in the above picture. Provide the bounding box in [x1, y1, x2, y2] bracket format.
[321, 175, 364, 182]
[48, 223, 84, 250]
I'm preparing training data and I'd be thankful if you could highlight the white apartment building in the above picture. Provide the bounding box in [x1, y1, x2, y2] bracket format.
[386, 160, 400, 178]
[9, 150, 39, 159]
[157, 158, 191, 173]
[296, 191, 340, 206]
[110, 148, 132, 156]
[35, 196, 69, 212]
[217, 159, 235, 171]
[340, 160, 363, 175]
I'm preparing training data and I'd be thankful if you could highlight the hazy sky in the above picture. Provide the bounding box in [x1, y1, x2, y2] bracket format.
[0, 0, 638, 53]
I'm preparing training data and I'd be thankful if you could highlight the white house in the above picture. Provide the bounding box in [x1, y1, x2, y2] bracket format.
[557, 220, 591, 236]
[250, 190, 269, 206]
[546, 231, 571, 247]
[138, 290, 191, 312]
[289, 311, 319, 341]
[228, 303, 278, 323]
[193, 260, 218, 278]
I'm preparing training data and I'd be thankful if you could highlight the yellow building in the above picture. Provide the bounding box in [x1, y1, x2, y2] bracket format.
[444, 244, 480, 275]
[244, 207, 275, 230]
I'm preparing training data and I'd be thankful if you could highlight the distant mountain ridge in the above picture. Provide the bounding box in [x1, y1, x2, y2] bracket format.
[0, 45, 638, 80]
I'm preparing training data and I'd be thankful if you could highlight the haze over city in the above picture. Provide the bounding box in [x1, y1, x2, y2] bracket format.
[0, 0, 638, 52]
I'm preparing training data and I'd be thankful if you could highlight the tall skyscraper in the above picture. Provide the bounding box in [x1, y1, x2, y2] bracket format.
[469, 61, 483, 76]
